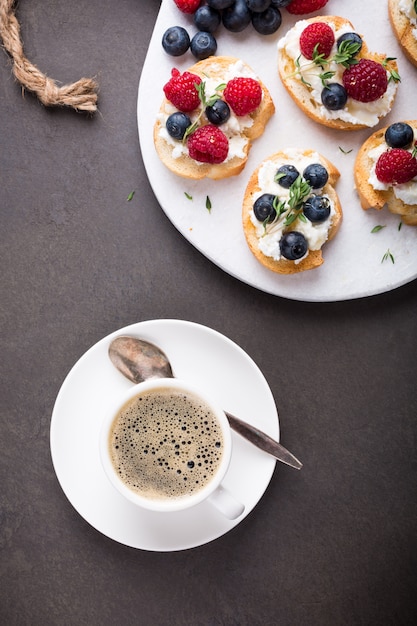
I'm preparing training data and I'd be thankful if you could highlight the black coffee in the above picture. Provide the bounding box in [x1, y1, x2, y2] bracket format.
[109, 387, 224, 500]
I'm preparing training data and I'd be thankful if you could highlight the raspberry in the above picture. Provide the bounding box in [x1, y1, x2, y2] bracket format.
[173, 0, 201, 14]
[187, 125, 229, 164]
[163, 68, 202, 112]
[342, 59, 388, 103]
[299, 22, 335, 60]
[375, 149, 417, 185]
[223, 77, 262, 116]
[287, 0, 329, 15]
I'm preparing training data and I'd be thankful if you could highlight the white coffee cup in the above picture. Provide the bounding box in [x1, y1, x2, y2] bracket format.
[100, 378, 244, 519]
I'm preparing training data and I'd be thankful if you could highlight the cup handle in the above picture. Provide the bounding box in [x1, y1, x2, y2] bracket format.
[207, 485, 245, 520]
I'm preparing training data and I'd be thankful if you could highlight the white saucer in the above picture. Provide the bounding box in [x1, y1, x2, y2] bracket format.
[50, 319, 279, 551]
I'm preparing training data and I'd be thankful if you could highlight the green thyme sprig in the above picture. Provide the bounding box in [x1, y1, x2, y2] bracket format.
[183, 81, 226, 143]
[290, 40, 361, 87]
[262, 197, 286, 233]
[332, 40, 362, 68]
[382, 57, 401, 83]
[381, 249, 395, 264]
[289, 40, 401, 88]
[284, 176, 312, 225]
[264, 175, 312, 229]
[197, 80, 226, 108]
[273, 195, 287, 218]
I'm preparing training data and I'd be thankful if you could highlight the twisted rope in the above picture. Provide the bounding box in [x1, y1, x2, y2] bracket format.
[0, 0, 98, 112]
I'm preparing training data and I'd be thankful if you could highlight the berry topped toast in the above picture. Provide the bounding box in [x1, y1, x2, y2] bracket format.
[242, 149, 342, 274]
[388, 0, 417, 68]
[354, 121, 417, 226]
[277, 16, 400, 130]
[154, 56, 275, 180]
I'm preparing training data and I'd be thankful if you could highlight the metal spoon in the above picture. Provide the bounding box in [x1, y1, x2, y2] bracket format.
[108, 336, 303, 470]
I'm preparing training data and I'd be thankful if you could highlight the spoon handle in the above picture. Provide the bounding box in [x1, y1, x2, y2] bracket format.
[225, 411, 303, 470]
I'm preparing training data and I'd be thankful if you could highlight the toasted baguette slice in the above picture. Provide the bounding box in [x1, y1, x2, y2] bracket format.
[354, 121, 417, 226]
[278, 15, 399, 130]
[154, 56, 275, 180]
[242, 149, 342, 274]
[389, 0, 417, 68]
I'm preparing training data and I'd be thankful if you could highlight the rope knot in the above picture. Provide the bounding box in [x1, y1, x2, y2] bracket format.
[0, 0, 98, 112]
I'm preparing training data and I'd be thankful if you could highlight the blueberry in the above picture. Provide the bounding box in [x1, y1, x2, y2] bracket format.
[270, 0, 292, 6]
[222, 0, 252, 33]
[252, 7, 282, 35]
[275, 164, 299, 188]
[385, 122, 414, 149]
[321, 83, 348, 110]
[166, 112, 192, 140]
[247, 0, 270, 11]
[303, 163, 329, 189]
[303, 195, 331, 223]
[279, 231, 308, 261]
[253, 194, 277, 223]
[205, 99, 231, 125]
[194, 6, 221, 33]
[207, 0, 235, 9]
[190, 31, 217, 61]
[162, 26, 190, 57]
[336, 32, 363, 55]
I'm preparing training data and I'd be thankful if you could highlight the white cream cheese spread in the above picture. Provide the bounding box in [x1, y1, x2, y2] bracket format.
[158, 61, 259, 164]
[367, 129, 417, 206]
[278, 19, 397, 127]
[249, 150, 336, 263]
[399, 0, 417, 40]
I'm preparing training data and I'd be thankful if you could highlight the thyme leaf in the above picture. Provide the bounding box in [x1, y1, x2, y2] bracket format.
[184, 192, 193, 200]
[273, 196, 287, 218]
[183, 80, 226, 143]
[381, 249, 395, 264]
[311, 44, 328, 68]
[319, 70, 335, 86]
[383, 57, 401, 83]
[126, 191, 135, 202]
[284, 211, 299, 227]
[289, 55, 312, 86]
[262, 197, 287, 233]
[283, 176, 312, 226]
[371, 225, 386, 233]
[286, 39, 362, 88]
[339, 146, 353, 154]
[333, 40, 361, 68]
[183, 120, 199, 144]
[206, 196, 212, 212]
[288, 176, 311, 211]
[196, 80, 226, 108]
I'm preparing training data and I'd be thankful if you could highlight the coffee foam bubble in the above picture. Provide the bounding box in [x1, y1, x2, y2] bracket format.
[109, 388, 224, 500]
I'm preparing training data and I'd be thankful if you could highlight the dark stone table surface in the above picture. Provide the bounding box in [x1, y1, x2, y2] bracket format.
[1, 1, 416, 624]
